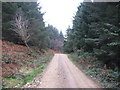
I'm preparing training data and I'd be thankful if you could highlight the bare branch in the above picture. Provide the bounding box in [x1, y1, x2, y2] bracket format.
[12, 8, 31, 48]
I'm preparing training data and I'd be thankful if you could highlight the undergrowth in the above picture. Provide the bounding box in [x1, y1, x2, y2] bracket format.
[68, 52, 119, 88]
[2, 52, 53, 88]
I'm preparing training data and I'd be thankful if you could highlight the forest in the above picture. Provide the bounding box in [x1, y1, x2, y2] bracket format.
[2, 2, 64, 51]
[64, 2, 120, 88]
[65, 2, 120, 70]
[2, 2, 64, 88]
[1, 1, 120, 88]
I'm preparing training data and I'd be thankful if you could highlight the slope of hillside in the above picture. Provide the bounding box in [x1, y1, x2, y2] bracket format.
[1, 40, 54, 88]
[2, 41, 36, 77]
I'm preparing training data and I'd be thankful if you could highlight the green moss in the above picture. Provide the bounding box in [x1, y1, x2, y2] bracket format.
[3, 63, 47, 88]
[24, 64, 46, 84]
[2, 52, 54, 88]
[3, 78, 24, 88]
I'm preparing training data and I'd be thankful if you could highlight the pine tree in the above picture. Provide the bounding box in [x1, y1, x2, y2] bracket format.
[65, 2, 120, 69]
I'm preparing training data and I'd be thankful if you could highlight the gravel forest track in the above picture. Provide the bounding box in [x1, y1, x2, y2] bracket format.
[37, 54, 100, 88]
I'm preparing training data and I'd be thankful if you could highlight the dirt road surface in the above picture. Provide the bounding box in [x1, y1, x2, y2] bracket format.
[37, 54, 100, 88]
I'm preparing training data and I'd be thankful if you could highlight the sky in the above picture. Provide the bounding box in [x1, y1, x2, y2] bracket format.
[37, 0, 84, 35]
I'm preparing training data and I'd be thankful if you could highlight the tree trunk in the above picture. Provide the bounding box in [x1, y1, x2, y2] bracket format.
[24, 41, 33, 53]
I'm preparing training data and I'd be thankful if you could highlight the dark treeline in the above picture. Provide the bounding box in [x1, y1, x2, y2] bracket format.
[46, 25, 64, 52]
[2, 2, 64, 51]
[64, 2, 120, 69]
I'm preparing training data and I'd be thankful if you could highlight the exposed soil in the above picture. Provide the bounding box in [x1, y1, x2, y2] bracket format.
[1, 41, 101, 88]
[24, 54, 101, 88]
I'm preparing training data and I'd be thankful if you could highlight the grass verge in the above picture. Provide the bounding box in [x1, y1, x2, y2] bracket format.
[68, 53, 119, 88]
[2, 52, 54, 88]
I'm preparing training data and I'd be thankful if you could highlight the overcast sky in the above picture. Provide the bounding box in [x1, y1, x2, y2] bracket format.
[37, 0, 84, 35]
